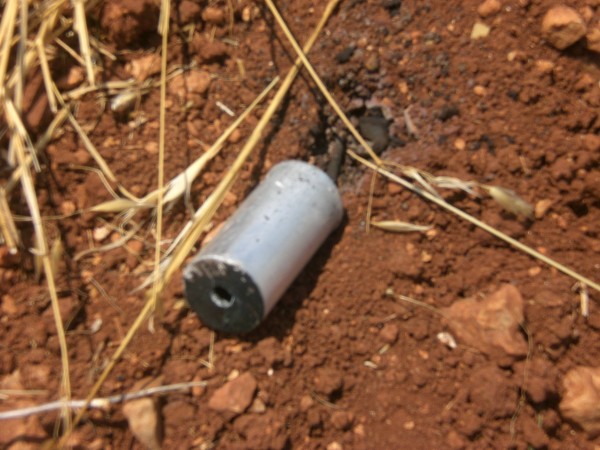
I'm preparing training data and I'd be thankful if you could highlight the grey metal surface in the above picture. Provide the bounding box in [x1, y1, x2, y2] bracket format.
[183, 160, 344, 333]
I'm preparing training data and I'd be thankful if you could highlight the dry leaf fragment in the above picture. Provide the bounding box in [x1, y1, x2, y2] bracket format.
[371, 220, 433, 233]
[486, 186, 534, 219]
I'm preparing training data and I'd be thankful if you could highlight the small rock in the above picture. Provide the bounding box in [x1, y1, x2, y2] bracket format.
[126, 239, 144, 270]
[534, 199, 553, 219]
[0, 246, 19, 267]
[521, 414, 549, 449]
[313, 367, 343, 399]
[583, 133, 600, 152]
[442, 284, 527, 359]
[123, 398, 161, 450]
[446, 429, 466, 449]
[534, 59, 555, 74]
[60, 66, 85, 90]
[249, 397, 266, 413]
[575, 73, 596, 91]
[353, 423, 366, 436]
[471, 22, 491, 39]
[145, 141, 159, 154]
[587, 26, 600, 53]
[477, 0, 501, 18]
[364, 53, 380, 72]
[330, 410, 354, 431]
[178, 0, 202, 23]
[185, 70, 212, 95]
[473, 85, 486, 96]
[209, 372, 257, 414]
[541, 6, 586, 50]
[299, 395, 314, 412]
[560, 366, 600, 437]
[127, 53, 161, 82]
[326, 442, 343, 450]
[336, 46, 355, 64]
[438, 104, 459, 121]
[454, 138, 466, 150]
[379, 323, 399, 344]
[1, 294, 18, 316]
[202, 6, 225, 24]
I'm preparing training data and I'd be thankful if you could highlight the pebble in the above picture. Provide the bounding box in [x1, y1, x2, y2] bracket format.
[126, 239, 144, 270]
[299, 395, 314, 412]
[178, 0, 202, 23]
[1, 294, 18, 316]
[202, 6, 225, 24]
[534, 59, 555, 74]
[442, 284, 528, 359]
[123, 398, 161, 450]
[326, 442, 343, 450]
[534, 199, 553, 219]
[438, 104, 459, 121]
[379, 323, 399, 344]
[312, 367, 344, 399]
[0, 246, 19, 267]
[587, 26, 600, 53]
[208, 371, 257, 414]
[583, 133, 600, 152]
[541, 6, 586, 50]
[127, 53, 161, 82]
[559, 366, 600, 437]
[145, 141, 159, 154]
[473, 85, 486, 96]
[186, 70, 212, 95]
[364, 53, 380, 72]
[477, 0, 501, 18]
[471, 22, 491, 40]
[61, 66, 85, 90]
[574, 73, 595, 91]
[249, 397, 266, 414]
[454, 138, 466, 150]
[330, 410, 354, 431]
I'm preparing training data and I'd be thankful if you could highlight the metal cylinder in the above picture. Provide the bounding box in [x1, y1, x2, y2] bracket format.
[183, 160, 344, 333]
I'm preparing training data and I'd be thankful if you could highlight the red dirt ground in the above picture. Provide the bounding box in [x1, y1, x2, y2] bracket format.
[2, 0, 600, 449]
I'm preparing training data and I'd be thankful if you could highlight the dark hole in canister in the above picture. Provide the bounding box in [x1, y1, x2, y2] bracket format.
[211, 285, 235, 308]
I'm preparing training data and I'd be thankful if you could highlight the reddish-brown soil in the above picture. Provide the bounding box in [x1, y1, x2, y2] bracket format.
[2, 0, 600, 449]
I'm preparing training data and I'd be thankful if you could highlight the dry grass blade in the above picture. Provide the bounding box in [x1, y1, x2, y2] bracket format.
[0, 188, 20, 251]
[14, 0, 28, 114]
[349, 149, 600, 294]
[5, 97, 40, 171]
[9, 118, 72, 433]
[35, 21, 60, 113]
[148, 0, 172, 325]
[72, 0, 96, 85]
[371, 220, 432, 233]
[0, 0, 18, 99]
[64, 3, 340, 442]
[264, 0, 382, 166]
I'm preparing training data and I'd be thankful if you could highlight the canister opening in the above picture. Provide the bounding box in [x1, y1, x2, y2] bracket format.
[210, 285, 235, 308]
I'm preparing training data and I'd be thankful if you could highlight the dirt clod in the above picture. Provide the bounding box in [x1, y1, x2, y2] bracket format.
[442, 284, 527, 360]
[559, 366, 600, 437]
[123, 398, 161, 450]
[209, 372, 258, 414]
[541, 5, 587, 50]
[477, 0, 501, 18]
